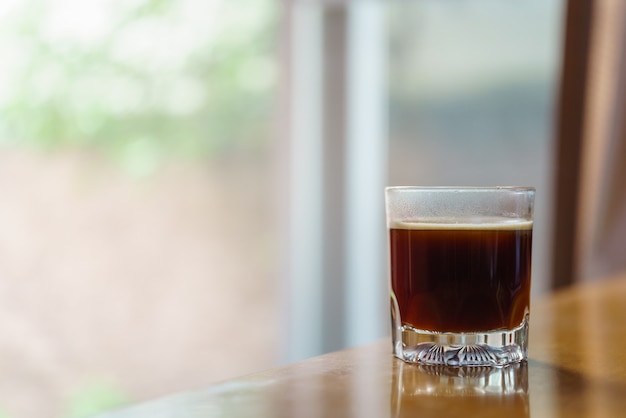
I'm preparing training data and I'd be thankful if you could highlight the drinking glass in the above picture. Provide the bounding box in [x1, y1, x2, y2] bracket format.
[385, 187, 535, 366]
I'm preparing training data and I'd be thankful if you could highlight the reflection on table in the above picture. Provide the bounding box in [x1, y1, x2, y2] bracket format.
[392, 363, 529, 418]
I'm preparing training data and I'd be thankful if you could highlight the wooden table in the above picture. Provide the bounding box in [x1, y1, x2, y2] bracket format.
[99, 273, 626, 417]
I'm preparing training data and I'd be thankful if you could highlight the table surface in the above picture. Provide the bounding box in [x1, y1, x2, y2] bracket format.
[99, 272, 626, 418]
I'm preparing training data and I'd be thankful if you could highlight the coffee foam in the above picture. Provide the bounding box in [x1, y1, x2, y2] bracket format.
[389, 217, 533, 230]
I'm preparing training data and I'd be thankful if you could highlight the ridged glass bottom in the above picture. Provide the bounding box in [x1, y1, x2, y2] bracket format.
[393, 315, 528, 367]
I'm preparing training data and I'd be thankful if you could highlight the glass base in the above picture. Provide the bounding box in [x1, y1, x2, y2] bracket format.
[393, 315, 528, 367]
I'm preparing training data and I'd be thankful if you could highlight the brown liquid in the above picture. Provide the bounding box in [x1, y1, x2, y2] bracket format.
[389, 224, 532, 332]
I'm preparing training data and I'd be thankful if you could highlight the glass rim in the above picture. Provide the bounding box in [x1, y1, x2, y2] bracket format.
[385, 186, 535, 193]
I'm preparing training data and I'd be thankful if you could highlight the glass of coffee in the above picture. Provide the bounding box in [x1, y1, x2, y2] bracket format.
[385, 187, 535, 367]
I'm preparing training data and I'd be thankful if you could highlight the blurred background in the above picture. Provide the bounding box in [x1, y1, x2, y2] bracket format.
[0, 0, 624, 417]
[0, 1, 280, 416]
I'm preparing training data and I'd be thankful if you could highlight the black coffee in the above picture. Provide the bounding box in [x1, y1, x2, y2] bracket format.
[389, 220, 532, 333]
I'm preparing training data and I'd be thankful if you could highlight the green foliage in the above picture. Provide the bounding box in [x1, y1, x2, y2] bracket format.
[64, 382, 129, 418]
[0, 0, 277, 165]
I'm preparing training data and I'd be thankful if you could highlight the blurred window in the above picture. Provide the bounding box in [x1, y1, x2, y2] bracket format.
[0, 0, 566, 416]
[0, 1, 279, 417]
[285, 0, 563, 363]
